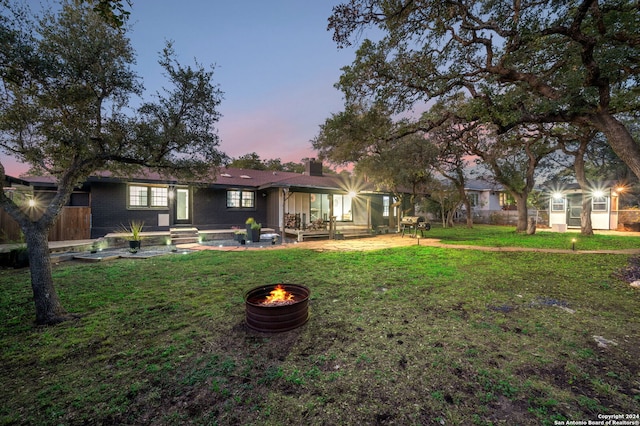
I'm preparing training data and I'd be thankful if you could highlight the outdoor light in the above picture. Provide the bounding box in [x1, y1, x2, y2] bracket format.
[348, 190, 357, 198]
[571, 238, 576, 251]
[552, 192, 563, 200]
[28, 199, 36, 207]
[593, 190, 604, 198]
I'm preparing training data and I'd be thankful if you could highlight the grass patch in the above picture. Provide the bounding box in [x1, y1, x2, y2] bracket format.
[427, 224, 640, 250]
[1, 235, 639, 425]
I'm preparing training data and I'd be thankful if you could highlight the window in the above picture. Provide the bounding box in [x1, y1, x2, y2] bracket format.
[499, 192, 515, 207]
[227, 190, 255, 208]
[128, 185, 168, 208]
[334, 194, 353, 221]
[151, 187, 168, 207]
[467, 193, 479, 207]
[129, 185, 148, 207]
[241, 191, 255, 208]
[310, 193, 329, 221]
[592, 196, 607, 212]
[551, 196, 565, 212]
[382, 196, 390, 217]
[309, 193, 354, 222]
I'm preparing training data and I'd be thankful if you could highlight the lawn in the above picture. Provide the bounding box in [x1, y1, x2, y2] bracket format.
[426, 224, 640, 251]
[1, 230, 639, 425]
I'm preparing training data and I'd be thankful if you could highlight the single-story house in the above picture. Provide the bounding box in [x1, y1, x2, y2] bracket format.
[2, 160, 409, 241]
[463, 179, 510, 222]
[547, 183, 620, 231]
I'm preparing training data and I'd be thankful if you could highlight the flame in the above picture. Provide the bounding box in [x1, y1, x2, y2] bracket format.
[262, 284, 294, 305]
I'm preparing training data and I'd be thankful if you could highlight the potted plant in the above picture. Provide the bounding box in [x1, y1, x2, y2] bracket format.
[118, 220, 144, 252]
[251, 221, 261, 242]
[334, 230, 345, 240]
[234, 230, 247, 243]
[245, 217, 256, 241]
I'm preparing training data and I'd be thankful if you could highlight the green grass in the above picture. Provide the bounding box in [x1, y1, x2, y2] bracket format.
[427, 224, 640, 250]
[1, 231, 639, 425]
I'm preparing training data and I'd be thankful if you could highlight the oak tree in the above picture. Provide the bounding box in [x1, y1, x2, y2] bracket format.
[329, 1, 640, 180]
[0, 2, 225, 324]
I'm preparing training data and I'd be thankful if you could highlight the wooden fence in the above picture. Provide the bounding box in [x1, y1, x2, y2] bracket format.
[0, 207, 91, 243]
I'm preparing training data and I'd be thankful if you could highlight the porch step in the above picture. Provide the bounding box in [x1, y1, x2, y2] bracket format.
[170, 227, 200, 244]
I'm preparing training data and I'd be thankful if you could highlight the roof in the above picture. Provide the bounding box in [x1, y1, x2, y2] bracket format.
[9, 167, 385, 194]
[464, 179, 504, 192]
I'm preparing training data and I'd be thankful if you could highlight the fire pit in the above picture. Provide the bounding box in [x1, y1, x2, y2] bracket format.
[245, 284, 310, 332]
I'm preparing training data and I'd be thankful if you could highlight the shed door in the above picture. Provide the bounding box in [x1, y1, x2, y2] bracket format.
[566, 194, 582, 227]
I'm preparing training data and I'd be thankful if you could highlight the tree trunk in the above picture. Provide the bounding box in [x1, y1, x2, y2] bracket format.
[457, 186, 474, 228]
[25, 224, 73, 325]
[446, 209, 456, 227]
[571, 134, 595, 236]
[580, 197, 594, 236]
[515, 194, 529, 232]
[526, 216, 537, 235]
[590, 112, 640, 182]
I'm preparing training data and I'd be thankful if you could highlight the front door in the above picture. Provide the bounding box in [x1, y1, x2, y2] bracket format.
[174, 187, 191, 224]
[566, 194, 582, 227]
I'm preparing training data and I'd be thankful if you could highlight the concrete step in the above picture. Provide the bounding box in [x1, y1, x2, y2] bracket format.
[170, 227, 199, 244]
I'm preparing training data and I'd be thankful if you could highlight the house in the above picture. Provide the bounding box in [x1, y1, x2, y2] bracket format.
[547, 184, 621, 231]
[462, 179, 509, 222]
[2, 160, 405, 242]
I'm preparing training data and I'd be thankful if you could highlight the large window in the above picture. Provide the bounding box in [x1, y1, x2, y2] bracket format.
[227, 190, 255, 208]
[128, 185, 168, 208]
[310, 193, 329, 221]
[333, 194, 353, 221]
[309, 193, 354, 222]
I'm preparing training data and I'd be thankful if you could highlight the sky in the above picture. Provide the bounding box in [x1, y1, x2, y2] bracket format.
[2, 0, 360, 176]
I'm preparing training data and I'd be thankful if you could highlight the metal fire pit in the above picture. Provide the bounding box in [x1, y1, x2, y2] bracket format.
[245, 284, 310, 332]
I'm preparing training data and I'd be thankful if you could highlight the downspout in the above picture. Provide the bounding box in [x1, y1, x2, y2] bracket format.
[281, 188, 287, 242]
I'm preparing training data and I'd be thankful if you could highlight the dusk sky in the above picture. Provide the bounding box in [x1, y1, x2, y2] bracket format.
[3, 0, 360, 176]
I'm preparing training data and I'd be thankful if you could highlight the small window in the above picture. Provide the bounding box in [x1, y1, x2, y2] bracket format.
[499, 192, 515, 207]
[551, 197, 565, 212]
[382, 196, 390, 217]
[227, 190, 255, 208]
[592, 196, 607, 212]
[128, 184, 168, 209]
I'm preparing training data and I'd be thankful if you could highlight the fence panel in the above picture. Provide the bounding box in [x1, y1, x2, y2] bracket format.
[0, 207, 91, 243]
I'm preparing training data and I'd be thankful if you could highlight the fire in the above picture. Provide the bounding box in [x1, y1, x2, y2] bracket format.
[262, 284, 295, 306]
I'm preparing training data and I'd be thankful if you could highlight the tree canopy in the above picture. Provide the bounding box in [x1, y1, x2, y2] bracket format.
[227, 152, 308, 174]
[328, 0, 640, 179]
